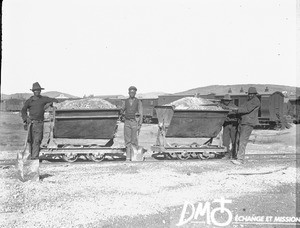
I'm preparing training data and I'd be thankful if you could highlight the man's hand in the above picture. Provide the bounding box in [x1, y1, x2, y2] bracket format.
[23, 123, 28, 131]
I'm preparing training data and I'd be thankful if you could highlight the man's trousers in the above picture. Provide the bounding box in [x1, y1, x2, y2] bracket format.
[124, 119, 139, 159]
[28, 121, 44, 160]
[222, 122, 238, 158]
[236, 124, 254, 162]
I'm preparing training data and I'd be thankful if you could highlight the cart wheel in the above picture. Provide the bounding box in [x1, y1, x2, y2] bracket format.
[176, 152, 190, 160]
[165, 153, 173, 160]
[89, 153, 105, 162]
[62, 154, 78, 163]
[197, 153, 210, 160]
[189, 152, 198, 159]
[168, 153, 178, 159]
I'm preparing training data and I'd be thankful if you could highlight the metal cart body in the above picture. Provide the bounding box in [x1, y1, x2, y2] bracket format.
[40, 108, 125, 162]
[151, 106, 229, 160]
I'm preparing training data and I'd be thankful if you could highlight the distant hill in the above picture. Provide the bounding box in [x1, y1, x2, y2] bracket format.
[1, 91, 79, 100]
[136, 92, 169, 99]
[43, 91, 79, 99]
[94, 95, 126, 99]
[175, 84, 300, 97]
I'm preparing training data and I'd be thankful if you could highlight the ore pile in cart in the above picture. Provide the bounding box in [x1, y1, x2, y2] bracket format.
[40, 99, 125, 162]
[151, 98, 230, 160]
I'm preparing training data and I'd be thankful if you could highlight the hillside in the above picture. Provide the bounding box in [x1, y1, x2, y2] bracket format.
[175, 84, 300, 96]
[1, 91, 79, 100]
[136, 92, 168, 99]
[1, 91, 168, 100]
[2, 85, 299, 101]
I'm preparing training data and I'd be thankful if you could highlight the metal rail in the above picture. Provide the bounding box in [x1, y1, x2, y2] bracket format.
[0, 153, 298, 166]
[55, 115, 119, 119]
[40, 147, 125, 155]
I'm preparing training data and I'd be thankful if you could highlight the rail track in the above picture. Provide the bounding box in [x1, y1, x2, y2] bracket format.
[0, 153, 298, 167]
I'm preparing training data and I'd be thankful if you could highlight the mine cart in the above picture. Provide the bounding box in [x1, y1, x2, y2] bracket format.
[151, 106, 229, 160]
[40, 108, 125, 162]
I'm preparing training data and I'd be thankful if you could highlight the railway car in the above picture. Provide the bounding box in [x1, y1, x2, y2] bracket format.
[285, 96, 300, 123]
[5, 99, 25, 112]
[259, 91, 285, 127]
[139, 98, 158, 123]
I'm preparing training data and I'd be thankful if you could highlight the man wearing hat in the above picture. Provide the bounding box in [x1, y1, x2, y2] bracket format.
[21, 82, 58, 160]
[121, 86, 143, 161]
[219, 94, 239, 159]
[232, 87, 261, 165]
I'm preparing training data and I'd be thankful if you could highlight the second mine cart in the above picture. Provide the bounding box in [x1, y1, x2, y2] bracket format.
[151, 105, 229, 160]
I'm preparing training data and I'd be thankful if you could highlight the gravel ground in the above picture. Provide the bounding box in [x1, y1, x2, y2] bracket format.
[0, 159, 298, 228]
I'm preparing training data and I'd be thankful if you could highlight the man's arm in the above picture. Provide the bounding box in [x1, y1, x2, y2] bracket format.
[138, 100, 143, 126]
[237, 98, 260, 114]
[44, 97, 59, 110]
[120, 100, 126, 117]
[21, 100, 29, 123]
[45, 97, 59, 104]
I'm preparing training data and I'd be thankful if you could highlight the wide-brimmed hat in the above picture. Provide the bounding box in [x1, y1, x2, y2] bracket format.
[248, 87, 258, 94]
[128, 86, 137, 92]
[31, 82, 44, 91]
[221, 94, 232, 101]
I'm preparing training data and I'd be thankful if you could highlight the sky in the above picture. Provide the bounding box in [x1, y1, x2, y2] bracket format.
[1, 0, 299, 97]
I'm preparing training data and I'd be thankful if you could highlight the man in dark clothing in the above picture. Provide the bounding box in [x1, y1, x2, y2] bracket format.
[219, 94, 239, 159]
[121, 86, 143, 161]
[232, 87, 261, 165]
[21, 82, 58, 160]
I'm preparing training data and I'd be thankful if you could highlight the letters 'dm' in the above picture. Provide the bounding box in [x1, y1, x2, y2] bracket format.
[176, 201, 211, 226]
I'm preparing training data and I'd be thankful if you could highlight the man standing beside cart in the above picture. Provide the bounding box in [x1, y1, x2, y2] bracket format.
[232, 87, 261, 165]
[219, 94, 239, 159]
[21, 82, 58, 160]
[121, 86, 143, 161]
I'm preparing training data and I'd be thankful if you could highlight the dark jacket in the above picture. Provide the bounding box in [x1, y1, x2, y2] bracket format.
[21, 95, 58, 122]
[237, 96, 261, 126]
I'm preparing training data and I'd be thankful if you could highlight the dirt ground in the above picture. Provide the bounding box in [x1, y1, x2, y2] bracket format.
[0, 112, 299, 228]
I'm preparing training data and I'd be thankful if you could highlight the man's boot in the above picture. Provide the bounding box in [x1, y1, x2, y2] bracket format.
[222, 147, 231, 159]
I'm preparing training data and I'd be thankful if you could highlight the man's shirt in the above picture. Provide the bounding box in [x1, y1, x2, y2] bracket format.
[21, 95, 58, 122]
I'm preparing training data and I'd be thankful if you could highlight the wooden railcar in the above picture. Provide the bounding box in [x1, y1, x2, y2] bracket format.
[285, 96, 300, 123]
[5, 99, 25, 112]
